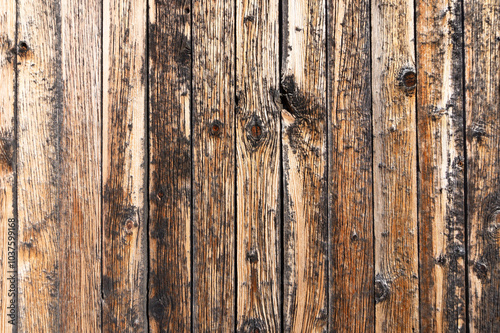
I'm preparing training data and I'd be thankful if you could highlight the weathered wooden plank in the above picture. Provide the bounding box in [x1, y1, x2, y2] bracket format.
[102, 0, 147, 330]
[17, 0, 102, 330]
[464, 1, 500, 331]
[0, 0, 16, 330]
[281, 0, 327, 331]
[328, 0, 374, 331]
[416, 0, 466, 331]
[192, 0, 236, 331]
[371, 0, 419, 330]
[148, 0, 191, 330]
[235, 0, 281, 330]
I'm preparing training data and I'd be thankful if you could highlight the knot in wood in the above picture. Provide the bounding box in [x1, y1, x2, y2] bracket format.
[474, 261, 488, 279]
[398, 66, 416, 92]
[209, 120, 223, 137]
[245, 115, 266, 148]
[374, 275, 390, 303]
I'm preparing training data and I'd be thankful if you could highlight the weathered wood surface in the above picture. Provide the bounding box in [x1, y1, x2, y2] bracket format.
[148, 0, 192, 330]
[417, 0, 466, 331]
[465, 0, 500, 331]
[191, 0, 236, 330]
[235, 0, 281, 330]
[328, 0, 374, 331]
[281, 0, 328, 331]
[102, 0, 147, 330]
[371, 0, 419, 330]
[0, 0, 15, 331]
[17, 0, 102, 331]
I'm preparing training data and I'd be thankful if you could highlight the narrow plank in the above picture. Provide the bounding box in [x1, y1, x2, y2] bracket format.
[416, 0, 466, 331]
[465, 1, 500, 330]
[328, 0, 374, 330]
[0, 0, 16, 330]
[281, 0, 327, 330]
[371, 0, 419, 330]
[102, 0, 147, 329]
[148, 0, 192, 330]
[17, 0, 102, 330]
[235, 0, 281, 329]
[192, 0, 236, 330]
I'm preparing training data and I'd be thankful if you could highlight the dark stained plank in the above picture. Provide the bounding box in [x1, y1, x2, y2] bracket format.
[464, 0, 500, 331]
[371, 0, 419, 330]
[327, 0, 374, 331]
[17, 0, 102, 330]
[191, 0, 236, 330]
[281, 0, 328, 331]
[0, 0, 16, 330]
[148, 0, 192, 330]
[102, 0, 148, 330]
[416, 0, 466, 331]
[235, 0, 281, 330]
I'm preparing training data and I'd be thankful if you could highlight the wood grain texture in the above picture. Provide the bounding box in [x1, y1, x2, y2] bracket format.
[148, 0, 191, 330]
[328, 0, 374, 331]
[464, 0, 500, 331]
[192, 0, 236, 330]
[281, 0, 327, 331]
[235, 0, 281, 330]
[0, 0, 16, 330]
[416, 0, 466, 331]
[18, 0, 102, 330]
[102, 0, 147, 330]
[371, 0, 419, 330]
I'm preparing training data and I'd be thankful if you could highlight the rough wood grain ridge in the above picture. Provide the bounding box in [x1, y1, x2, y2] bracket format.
[465, 0, 500, 331]
[236, 0, 281, 330]
[371, 0, 419, 330]
[192, 0, 236, 330]
[17, 0, 102, 330]
[281, 0, 328, 331]
[416, 0, 466, 331]
[0, 0, 16, 330]
[328, 0, 374, 331]
[148, 0, 192, 330]
[102, 0, 148, 330]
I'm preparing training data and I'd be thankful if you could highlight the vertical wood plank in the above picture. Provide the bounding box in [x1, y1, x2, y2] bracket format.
[371, 0, 419, 330]
[235, 0, 281, 329]
[0, 0, 16, 330]
[281, 0, 327, 331]
[18, 0, 102, 330]
[465, 0, 500, 331]
[148, 0, 192, 330]
[102, 0, 147, 330]
[328, 0, 374, 331]
[192, 0, 236, 330]
[416, 0, 466, 331]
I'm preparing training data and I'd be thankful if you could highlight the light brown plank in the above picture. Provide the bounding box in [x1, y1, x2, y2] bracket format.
[416, 0, 466, 331]
[235, 0, 281, 330]
[17, 0, 102, 330]
[148, 0, 192, 330]
[328, 0, 374, 330]
[371, 0, 419, 330]
[464, 0, 500, 330]
[102, 0, 147, 330]
[281, 0, 327, 331]
[192, 0, 236, 330]
[0, 0, 16, 330]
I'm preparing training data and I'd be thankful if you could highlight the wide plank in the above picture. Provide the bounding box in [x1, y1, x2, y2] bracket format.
[281, 0, 327, 331]
[371, 0, 419, 330]
[102, 0, 148, 330]
[416, 0, 466, 331]
[328, 0, 374, 331]
[148, 0, 192, 330]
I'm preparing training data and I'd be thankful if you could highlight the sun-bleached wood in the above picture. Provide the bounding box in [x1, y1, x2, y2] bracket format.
[0, 0, 16, 331]
[417, 0, 466, 331]
[102, 0, 147, 330]
[281, 0, 327, 331]
[236, 0, 281, 330]
[371, 0, 419, 330]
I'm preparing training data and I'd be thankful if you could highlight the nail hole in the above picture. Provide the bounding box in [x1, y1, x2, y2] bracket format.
[18, 41, 29, 54]
[157, 191, 164, 199]
[125, 220, 134, 231]
[184, 7, 190, 14]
